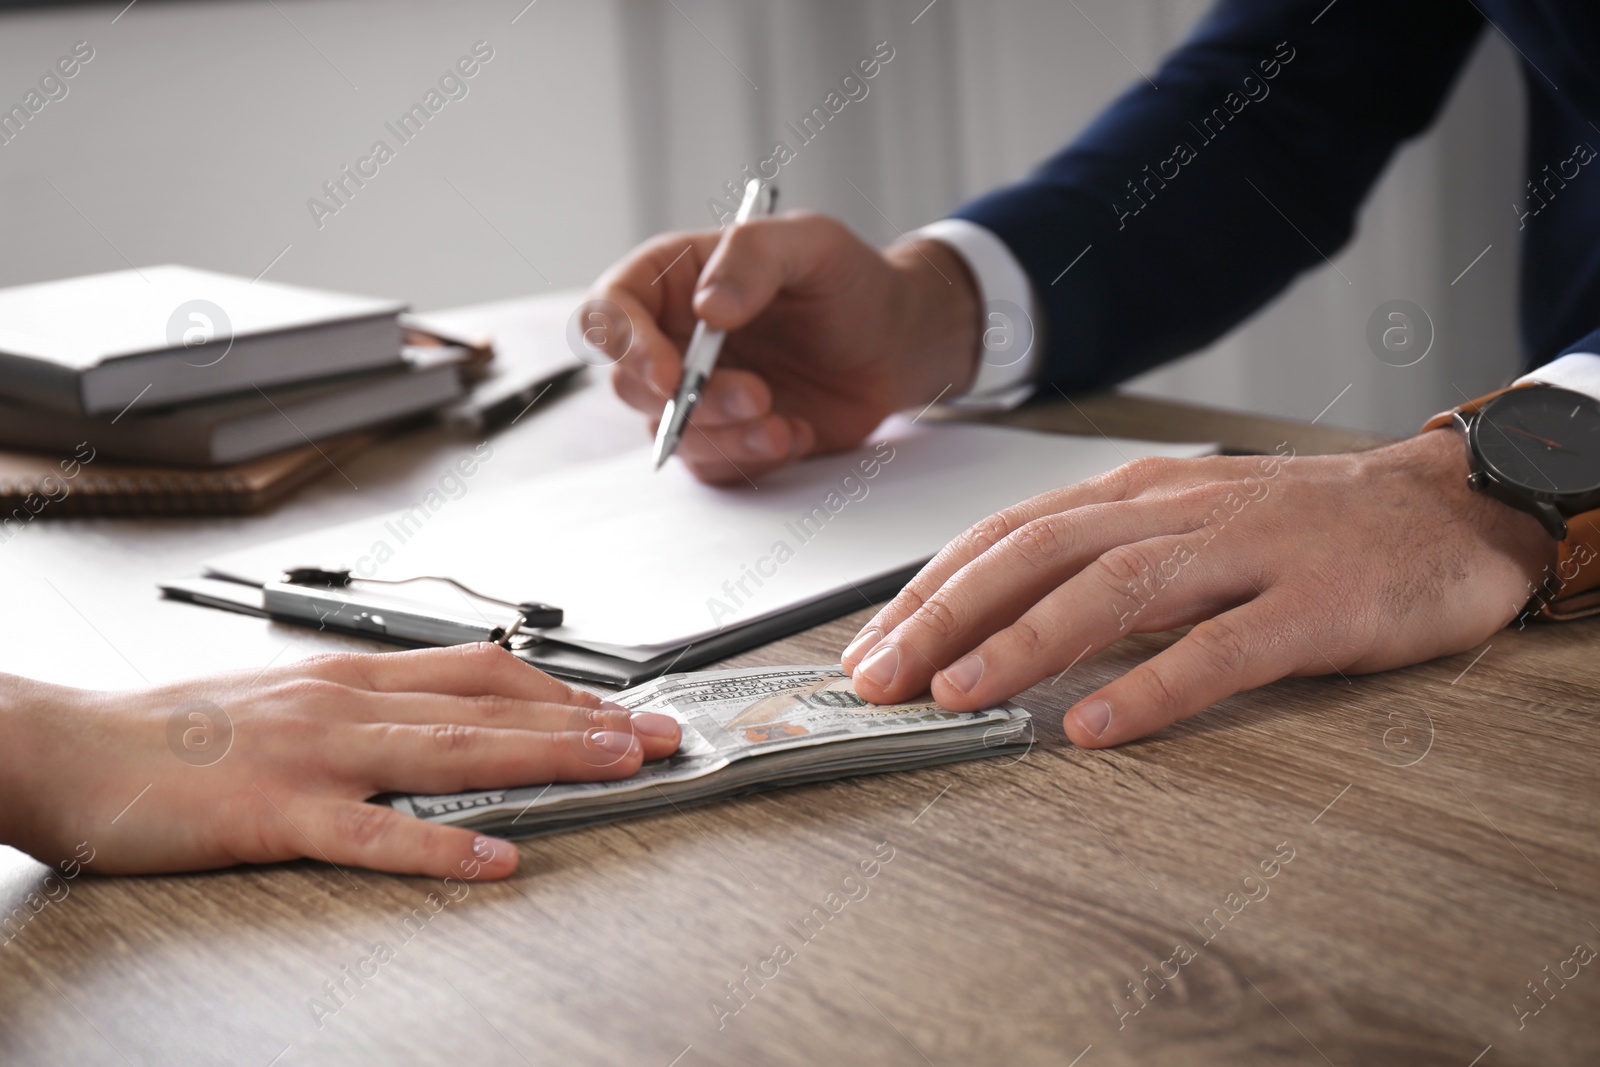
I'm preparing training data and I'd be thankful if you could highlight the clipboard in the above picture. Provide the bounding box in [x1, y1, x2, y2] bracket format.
[164, 419, 1216, 687]
[159, 563, 921, 687]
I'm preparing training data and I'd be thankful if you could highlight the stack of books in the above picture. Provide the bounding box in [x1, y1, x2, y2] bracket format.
[0, 265, 485, 515]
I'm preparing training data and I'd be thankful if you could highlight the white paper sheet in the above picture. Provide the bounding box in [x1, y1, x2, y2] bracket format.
[203, 418, 1213, 655]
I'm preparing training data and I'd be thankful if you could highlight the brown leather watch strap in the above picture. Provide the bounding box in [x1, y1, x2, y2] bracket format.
[1419, 384, 1526, 433]
[1539, 509, 1600, 620]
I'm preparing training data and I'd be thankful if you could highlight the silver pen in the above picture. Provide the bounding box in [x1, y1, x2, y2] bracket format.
[652, 178, 778, 470]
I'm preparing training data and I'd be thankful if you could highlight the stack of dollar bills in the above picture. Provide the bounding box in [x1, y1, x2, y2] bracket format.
[389, 665, 1032, 837]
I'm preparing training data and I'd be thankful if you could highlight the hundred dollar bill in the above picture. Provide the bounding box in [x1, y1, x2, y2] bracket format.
[388, 664, 1032, 837]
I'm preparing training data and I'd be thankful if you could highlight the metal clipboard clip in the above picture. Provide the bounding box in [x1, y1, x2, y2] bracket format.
[265, 568, 562, 650]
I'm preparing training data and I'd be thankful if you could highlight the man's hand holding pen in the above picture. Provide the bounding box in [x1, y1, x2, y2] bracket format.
[596, 212, 981, 485]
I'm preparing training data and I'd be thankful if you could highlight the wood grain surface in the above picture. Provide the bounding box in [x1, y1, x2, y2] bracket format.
[0, 378, 1593, 1067]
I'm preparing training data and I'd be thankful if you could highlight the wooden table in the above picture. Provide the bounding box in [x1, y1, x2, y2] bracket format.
[0, 381, 1593, 1066]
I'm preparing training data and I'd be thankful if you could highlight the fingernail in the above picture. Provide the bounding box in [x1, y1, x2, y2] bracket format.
[699, 280, 744, 315]
[586, 701, 631, 728]
[744, 423, 782, 458]
[1072, 699, 1112, 739]
[585, 729, 639, 755]
[471, 835, 501, 863]
[858, 644, 900, 689]
[629, 712, 679, 740]
[941, 654, 984, 694]
[722, 388, 761, 420]
[586, 707, 618, 729]
[787, 418, 815, 462]
[843, 628, 881, 664]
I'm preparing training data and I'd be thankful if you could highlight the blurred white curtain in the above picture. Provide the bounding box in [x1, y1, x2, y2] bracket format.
[615, 0, 1527, 437]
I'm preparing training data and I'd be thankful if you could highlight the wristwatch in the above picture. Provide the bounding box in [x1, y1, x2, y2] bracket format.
[1424, 383, 1600, 619]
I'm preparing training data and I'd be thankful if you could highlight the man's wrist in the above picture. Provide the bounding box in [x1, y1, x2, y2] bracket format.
[883, 237, 981, 409]
[1405, 427, 1557, 579]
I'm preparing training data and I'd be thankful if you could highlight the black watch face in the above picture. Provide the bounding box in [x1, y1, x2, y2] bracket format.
[1474, 386, 1600, 496]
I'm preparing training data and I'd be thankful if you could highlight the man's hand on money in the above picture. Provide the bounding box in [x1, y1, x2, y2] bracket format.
[0, 645, 681, 878]
[842, 432, 1555, 747]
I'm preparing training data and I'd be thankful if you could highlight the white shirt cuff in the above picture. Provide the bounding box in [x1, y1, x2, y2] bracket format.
[1515, 352, 1600, 402]
[909, 219, 1041, 410]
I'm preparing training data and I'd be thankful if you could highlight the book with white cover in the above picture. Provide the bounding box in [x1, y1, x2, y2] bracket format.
[0, 265, 405, 415]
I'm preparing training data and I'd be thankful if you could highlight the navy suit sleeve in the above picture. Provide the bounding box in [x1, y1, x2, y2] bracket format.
[1560, 328, 1600, 357]
[953, 0, 1484, 392]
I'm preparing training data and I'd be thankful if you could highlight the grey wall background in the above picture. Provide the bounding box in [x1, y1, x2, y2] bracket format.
[0, 0, 1527, 436]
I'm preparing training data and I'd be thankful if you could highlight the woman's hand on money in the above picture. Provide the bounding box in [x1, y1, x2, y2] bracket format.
[0, 645, 680, 879]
